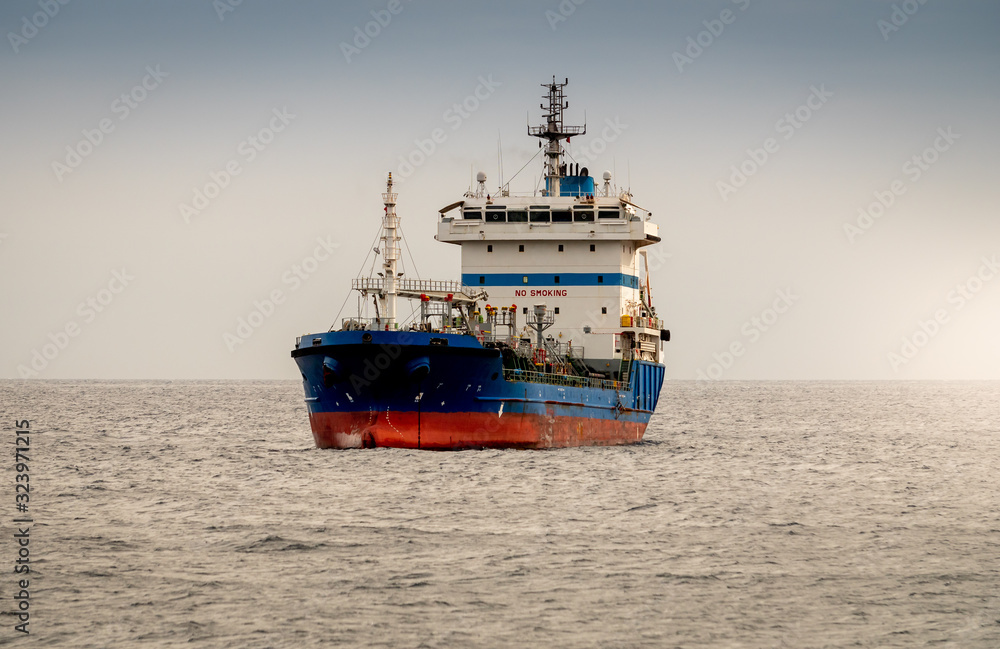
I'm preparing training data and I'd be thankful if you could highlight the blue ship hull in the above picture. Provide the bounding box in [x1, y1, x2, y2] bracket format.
[291, 330, 665, 449]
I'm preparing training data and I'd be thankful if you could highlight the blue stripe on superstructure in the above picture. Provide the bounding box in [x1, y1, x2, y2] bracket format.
[462, 273, 640, 288]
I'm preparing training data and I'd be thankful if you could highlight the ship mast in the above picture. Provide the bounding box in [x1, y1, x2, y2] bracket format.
[528, 77, 586, 197]
[380, 173, 399, 326]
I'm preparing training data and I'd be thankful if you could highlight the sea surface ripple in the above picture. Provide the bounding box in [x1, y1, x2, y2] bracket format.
[1, 380, 998, 648]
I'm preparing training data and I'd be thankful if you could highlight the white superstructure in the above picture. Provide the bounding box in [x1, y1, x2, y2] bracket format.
[436, 78, 667, 374]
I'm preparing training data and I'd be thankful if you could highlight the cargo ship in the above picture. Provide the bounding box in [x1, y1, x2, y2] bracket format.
[291, 78, 668, 449]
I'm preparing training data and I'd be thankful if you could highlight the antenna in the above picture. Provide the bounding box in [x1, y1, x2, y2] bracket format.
[643, 250, 651, 305]
[379, 172, 399, 327]
[528, 76, 586, 197]
[497, 130, 504, 195]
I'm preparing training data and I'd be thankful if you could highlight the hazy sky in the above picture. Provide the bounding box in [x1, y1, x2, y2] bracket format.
[2, 0, 998, 380]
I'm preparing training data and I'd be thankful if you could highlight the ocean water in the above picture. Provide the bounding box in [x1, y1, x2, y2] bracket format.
[1, 380, 998, 648]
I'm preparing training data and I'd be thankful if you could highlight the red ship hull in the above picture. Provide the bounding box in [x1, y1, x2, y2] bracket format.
[309, 410, 648, 450]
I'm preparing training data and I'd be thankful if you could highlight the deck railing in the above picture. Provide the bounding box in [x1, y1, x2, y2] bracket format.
[351, 277, 478, 296]
[502, 368, 623, 392]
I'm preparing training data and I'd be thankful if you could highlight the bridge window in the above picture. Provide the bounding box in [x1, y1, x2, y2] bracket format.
[529, 210, 550, 222]
[507, 210, 528, 222]
[552, 210, 571, 222]
[598, 209, 620, 219]
[463, 209, 482, 220]
[573, 207, 594, 222]
[485, 208, 505, 222]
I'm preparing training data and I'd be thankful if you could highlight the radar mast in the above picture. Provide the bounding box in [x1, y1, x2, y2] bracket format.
[528, 77, 586, 197]
[379, 173, 399, 326]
